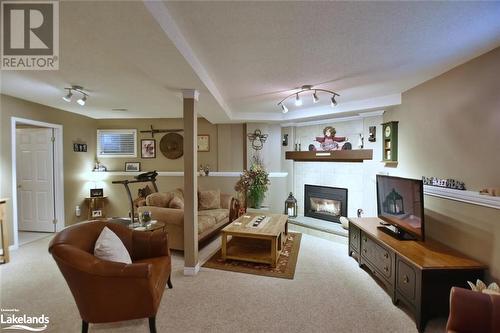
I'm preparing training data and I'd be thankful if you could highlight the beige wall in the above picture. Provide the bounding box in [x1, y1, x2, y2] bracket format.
[0, 94, 97, 245]
[384, 47, 500, 280]
[96, 118, 219, 172]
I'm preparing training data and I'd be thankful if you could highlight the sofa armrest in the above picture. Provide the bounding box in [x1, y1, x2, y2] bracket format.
[220, 193, 233, 210]
[131, 229, 169, 260]
[51, 244, 151, 279]
[138, 206, 184, 227]
[446, 287, 496, 333]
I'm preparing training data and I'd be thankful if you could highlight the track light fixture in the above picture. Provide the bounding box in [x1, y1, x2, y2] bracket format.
[312, 90, 319, 103]
[62, 85, 89, 106]
[277, 85, 339, 112]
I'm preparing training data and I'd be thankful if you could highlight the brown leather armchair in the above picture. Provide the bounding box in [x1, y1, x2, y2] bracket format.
[49, 221, 172, 333]
[446, 287, 500, 333]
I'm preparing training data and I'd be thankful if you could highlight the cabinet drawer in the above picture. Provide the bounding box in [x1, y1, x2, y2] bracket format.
[361, 233, 393, 281]
[397, 258, 417, 302]
[349, 224, 360, 252]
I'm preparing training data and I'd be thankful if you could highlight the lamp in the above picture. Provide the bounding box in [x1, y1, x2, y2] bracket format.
[63, 85, 89, 106]
[277, 85, 339, 112]
[284, 192, 298, 218]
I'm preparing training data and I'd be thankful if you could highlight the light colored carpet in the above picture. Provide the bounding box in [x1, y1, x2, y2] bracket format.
[0, 230, 446, 332]
[18, 231, 53, 246]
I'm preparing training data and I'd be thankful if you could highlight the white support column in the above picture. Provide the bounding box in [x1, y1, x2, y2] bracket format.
[183, 89, 200, 276]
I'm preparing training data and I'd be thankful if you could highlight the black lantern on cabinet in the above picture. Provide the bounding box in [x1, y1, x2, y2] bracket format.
[284, 192, 298, 218]
[383, 189, 405, 215]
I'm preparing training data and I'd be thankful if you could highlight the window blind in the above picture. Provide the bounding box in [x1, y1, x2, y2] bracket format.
[97, 129, 137, 157]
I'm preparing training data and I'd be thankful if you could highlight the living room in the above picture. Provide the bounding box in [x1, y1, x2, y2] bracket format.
[1, 1, 499, 333]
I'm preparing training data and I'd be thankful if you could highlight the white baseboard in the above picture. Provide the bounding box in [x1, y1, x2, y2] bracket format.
[8, 244, 18, 251]
[183, 263, 200, 276]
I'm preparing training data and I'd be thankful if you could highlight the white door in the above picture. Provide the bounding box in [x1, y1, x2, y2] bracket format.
[16, 128, 56, 232]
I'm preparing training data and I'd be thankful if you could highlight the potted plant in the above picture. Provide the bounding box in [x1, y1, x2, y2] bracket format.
[235, 156, 270, 209]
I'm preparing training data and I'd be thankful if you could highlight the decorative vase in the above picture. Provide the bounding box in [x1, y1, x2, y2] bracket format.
[249, 190, 265, 209]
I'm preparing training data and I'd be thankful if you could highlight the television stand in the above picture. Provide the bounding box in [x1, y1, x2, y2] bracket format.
[377, 224, 417, 241]
[348, 217, 486, 333]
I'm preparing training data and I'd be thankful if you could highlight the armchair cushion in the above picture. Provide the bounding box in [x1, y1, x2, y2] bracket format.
[94, 227, 132, 264]
[199, 189, 221, 210]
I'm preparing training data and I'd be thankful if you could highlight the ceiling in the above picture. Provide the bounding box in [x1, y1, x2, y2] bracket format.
[2, 1, 500, 123]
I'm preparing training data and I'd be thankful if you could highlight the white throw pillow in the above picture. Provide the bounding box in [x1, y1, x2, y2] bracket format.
[94, 227, 132, 264]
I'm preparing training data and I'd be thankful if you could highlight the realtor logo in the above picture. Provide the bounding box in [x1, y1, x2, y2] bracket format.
[1, 1, 59, 70]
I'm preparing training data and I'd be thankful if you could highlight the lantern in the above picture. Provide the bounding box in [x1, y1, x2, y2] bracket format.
[383, 189, 405, 215]
[284, 192, 298, 218]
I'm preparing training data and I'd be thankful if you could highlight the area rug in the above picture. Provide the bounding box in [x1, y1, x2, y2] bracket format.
[202, 232, 301, 279]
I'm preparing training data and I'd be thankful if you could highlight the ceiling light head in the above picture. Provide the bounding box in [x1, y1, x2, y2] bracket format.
[331, 95, 338, 107]
[312, 90, 319, 104]
[295, 93, 302, 107]
[77, 94, 87, 106]
[280, 103, 288, 114]
[62, 89, 73, 102]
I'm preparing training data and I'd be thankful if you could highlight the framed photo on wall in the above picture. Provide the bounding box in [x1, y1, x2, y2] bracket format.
[197, 134, 210, 152]
[125, 162, 141, 172]
[141, 139, 156, 158]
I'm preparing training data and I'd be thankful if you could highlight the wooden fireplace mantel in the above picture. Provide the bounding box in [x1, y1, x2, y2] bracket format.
[285, 149, 373, 162]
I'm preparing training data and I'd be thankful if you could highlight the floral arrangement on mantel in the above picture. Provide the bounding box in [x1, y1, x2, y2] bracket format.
[235, 155, 270, 209]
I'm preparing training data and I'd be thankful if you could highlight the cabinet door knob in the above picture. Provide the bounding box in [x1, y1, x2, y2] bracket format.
[384, 253, 389, 259]
[384, 266, 389, 272]
[353, 234, 357, 239]
[363, 237, 367, 242]
[363, 249, 367, 253]
[403, 275, 409, 284]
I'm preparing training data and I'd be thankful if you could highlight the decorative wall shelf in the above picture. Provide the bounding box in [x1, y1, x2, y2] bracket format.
[423, 185, 500, 210]
[285, 150, 373, 162]
[100, 171, 288, 178]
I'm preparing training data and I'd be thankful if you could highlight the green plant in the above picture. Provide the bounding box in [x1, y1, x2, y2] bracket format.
[235, 155, 270, 208]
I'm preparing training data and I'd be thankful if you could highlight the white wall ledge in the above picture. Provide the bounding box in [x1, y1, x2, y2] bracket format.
[103, 171, 288, 178]
[423, 185, 500, 210]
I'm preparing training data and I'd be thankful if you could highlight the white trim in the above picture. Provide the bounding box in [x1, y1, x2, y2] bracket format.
[11, 117, 65, 249]
[102, 171, 288, 178]
[281, 110, 385, 128]
[183, 263, 200, 276]
[182, 89, 199, 101]
[424, 185, 500, 210]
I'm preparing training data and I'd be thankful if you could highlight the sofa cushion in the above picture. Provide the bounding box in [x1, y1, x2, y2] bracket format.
[94, 227, 132, 264]
[198, 209, 228, 224]
[199, 189, 221, 210]
[146, 192, 173, 208]
[169, 196, 184, 209]
[198, 215, 217, 235]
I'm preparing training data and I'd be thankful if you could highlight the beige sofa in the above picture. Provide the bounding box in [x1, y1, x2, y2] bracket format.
[138, 189, 238, 251]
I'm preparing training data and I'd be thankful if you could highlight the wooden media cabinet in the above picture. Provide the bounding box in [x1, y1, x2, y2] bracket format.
[348, 217, 486, 332]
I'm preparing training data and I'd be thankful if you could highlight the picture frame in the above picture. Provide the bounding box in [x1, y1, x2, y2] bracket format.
[125, 162, 141, 172]
[141, 139, 156, 158]
[91, 210, 102, 218]
[90, 188, 104, 198]
[73, 143, 87, 152]
[197, 134, 210, 152]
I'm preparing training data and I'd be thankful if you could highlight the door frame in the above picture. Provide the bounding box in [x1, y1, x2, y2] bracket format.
[11, 117, 65, 249]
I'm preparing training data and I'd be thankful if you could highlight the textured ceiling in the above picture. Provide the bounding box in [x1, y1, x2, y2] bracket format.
[1, 1, 500, 122]
[165, 1, 500, 117]
[0, 1, 227, 121]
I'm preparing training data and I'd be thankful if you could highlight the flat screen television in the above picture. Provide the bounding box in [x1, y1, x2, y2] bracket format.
[376, 175, 425, 241]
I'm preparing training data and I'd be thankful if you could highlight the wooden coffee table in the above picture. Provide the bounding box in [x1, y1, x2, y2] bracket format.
[221, 213, 288, 267]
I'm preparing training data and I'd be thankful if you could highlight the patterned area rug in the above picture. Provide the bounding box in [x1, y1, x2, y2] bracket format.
[203, 232, 301, 279]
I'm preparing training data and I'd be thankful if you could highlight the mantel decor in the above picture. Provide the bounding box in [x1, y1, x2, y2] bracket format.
[285, 150, 373, 162]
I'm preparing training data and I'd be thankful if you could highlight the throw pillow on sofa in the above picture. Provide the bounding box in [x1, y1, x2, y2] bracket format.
[94, 227, 132, 264]
[146, 192, 174, 207]
[199, 189, 221, 210]
[169, 195, 184, 209]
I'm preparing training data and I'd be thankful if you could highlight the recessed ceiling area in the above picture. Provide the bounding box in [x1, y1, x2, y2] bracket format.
[1, 1, 500, 123]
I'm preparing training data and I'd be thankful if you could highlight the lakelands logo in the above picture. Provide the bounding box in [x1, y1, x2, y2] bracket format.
[1, 1, 59, 70]
[1, 308, 49, 331]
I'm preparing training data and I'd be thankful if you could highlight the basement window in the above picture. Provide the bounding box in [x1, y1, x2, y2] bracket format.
[97, 129, 137, 158]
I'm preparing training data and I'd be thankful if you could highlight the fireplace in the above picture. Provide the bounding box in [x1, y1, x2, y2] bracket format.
[304, 185, 348, 223]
